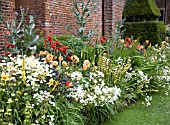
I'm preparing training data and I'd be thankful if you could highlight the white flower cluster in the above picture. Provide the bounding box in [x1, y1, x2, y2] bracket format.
[137, 70, 149, 83]
[125, 70, 150, 84]
[146, 96, 152, 106]
[33, 90, 54, 106]
[70, 71, 82, 81]
[69, 70, 121, 106]
[0, 55, 56, 84]
[115, 57, 124, 65]
[151, 42, 170, 63]
[89, 70, 104, 84]
[157, 66, 170, 83]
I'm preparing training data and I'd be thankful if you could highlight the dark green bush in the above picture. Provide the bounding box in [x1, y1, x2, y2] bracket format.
[123, 0, 161, 22]
[123, 21, 165, 44]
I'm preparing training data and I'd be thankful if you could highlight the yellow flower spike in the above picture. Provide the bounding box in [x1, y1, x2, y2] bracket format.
[44, 51, 49, 55]
[74, 57, 79, 63]
[56, 81, 61, 86]
[22, 57, 26, 84]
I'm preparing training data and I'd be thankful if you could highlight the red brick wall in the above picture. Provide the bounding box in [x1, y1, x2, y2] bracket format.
[0, 0, 127, 46]
[44, 0, 78, 36]
[44, 0, 102, 37]
[0, 0, 15, 49]
[112, 0, 126, 32]
[15, 0, 102, 37]
[104, 0, 126, 37]
[104, 0, 113, 36]
[15, 0, 46, 32]
[85, 0, 102, 37]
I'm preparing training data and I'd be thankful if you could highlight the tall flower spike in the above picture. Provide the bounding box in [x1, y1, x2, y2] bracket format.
[22, 57, 26, 84]
[98, 55, 106, 72]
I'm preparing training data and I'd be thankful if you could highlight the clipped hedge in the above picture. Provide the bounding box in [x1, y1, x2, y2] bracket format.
[123, 0, 161, 21]
[123, 21, 165, 44]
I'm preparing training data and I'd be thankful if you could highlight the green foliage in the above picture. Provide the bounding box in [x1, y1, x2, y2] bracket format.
[123, 21, 165, 44]
[81, 104, 119, 125]
[123, 0, 161, 22]
[165, 24, 170, 38]
[69, 0, 99, 41]
[0, 7, 44, 56]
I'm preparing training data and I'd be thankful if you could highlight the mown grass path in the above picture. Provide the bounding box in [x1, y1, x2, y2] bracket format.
[103, 87, 170, 125]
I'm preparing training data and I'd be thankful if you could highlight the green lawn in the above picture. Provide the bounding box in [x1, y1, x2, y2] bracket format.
[103, 87, 170, 125]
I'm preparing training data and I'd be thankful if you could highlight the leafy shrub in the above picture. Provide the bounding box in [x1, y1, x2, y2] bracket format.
[123, 21, 165, 45]
[123, 0, 161, 22]
[0, 7, 44, 56]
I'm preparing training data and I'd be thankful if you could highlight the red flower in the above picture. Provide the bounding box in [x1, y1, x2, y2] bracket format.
[67, 56, 71, 61]
[65, 81, 73, 88]
[125, 37, 131, 43]
[165, 39, 169, 43]
[44, 40, 47, 48]
[54, 40, 60, 45]
[50, 43, 56, 49]
[47, 36, 53, 44]
[11, 54, 14, 58]
[5, 43, 14, 49]
[124, 42, 130, 47]
[5, 51, 11, 56]
[98, 36, 106, 43]
[11, 44, 14, 48]
[59, 46, 67, 54]
[5, 43, 11, 49]
[101, 36, 106, 43]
